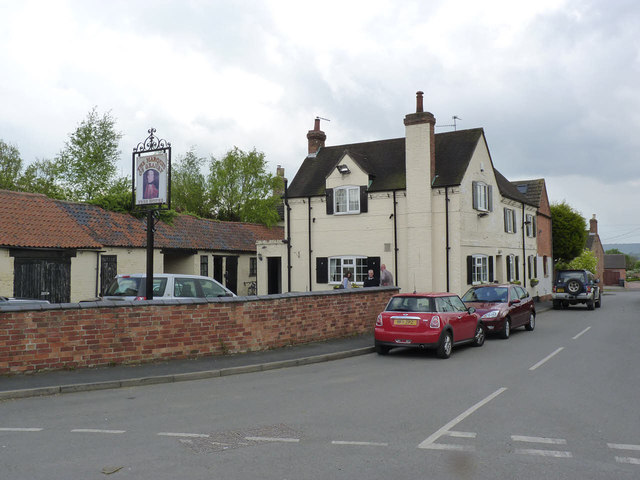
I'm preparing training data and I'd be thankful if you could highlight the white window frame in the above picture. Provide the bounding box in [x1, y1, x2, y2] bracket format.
[506, 254, 516, 282]
[473, 182, 490, 212]
[329, 256, 368, 284]
[334, 186, 360, 214]
[472, 255, 489, 284]
[504, 208, 516, 233]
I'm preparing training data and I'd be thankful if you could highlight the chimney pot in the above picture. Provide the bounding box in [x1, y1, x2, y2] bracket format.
[416, 91, 424, 113]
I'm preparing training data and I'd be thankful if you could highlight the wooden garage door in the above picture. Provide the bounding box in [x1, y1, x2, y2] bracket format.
[13, 256, 71, 303]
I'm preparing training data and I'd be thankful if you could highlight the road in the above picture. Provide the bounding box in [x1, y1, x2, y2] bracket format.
[1, 290, 639, 479]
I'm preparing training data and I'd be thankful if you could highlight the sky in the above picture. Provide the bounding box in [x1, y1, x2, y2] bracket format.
[1, 0, 639, 244]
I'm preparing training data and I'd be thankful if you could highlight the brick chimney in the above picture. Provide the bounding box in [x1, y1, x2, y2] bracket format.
[590, 214, 598, 234]
[404, 91, 436, 183]
[307, 117, 326, 156]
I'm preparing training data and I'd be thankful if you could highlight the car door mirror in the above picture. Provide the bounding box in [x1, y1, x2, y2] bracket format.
[467, 306, 476, 314]
[510, 298, 521, 305]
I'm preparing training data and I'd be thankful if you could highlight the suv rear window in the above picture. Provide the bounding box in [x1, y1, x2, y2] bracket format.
[386, 296, 435, 313]
[556, 271, 586, 282]
[104, 277, 168, 297]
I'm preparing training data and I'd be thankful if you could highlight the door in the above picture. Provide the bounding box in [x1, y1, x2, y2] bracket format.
[100, 255, 117, 296]
[13, 256, 71, 303]
[224, 256, 238, 294]
[267, 257, 282, 294]
[213, 256, 224, 283]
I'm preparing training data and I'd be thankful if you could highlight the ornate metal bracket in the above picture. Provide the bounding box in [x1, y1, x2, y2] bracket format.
[133, 128, 171, 153]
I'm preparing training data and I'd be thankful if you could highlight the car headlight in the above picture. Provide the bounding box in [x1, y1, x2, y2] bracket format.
[481, 310, 499, 319]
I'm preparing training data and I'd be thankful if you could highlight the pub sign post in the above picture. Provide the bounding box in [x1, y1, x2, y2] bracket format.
[132, 128, 171, 300]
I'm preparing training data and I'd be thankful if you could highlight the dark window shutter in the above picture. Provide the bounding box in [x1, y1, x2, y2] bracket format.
[325, 189, 334, 215]
[533, 216, 537, 237]
[489, 256, 494, 282]
[504, 209, 509, 232]
[534, 256, 538, 277]
[360, 186, 368, 213]
[367, 256, 381, 282]
[506, 257, 512, 281]
[316, 257, 328, 283]
[515, 256, 520, 280]
[472, 182, 478, 210]
[488, 185, 493, 211]
[513, 212, 517, 233]
[467, 256, 473, 284]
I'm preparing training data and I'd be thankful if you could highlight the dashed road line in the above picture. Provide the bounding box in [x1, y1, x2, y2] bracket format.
[608, 443, 640, 465]
[244, 436, 300, 443]
[418, 387, 507, 450]
[511, 435, 567, 445]
[512, 434, 572, 458]
[332, 441, 388, 447]
[573, 327, 591, 340]
[515, 448, 573, 458]
[0, 427, 43, 432]
[529, 347, 564, 371]
[158, 432, 210, 438]
[70, 428, 126, 434]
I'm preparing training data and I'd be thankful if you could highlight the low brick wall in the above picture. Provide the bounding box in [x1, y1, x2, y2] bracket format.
[0, 287, 397, 375]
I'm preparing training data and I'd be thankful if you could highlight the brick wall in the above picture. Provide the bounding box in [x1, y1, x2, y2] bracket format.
[0, 288, 397, 375]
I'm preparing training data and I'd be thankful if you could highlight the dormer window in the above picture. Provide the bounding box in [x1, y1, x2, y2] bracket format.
[335, 186, 360, 214]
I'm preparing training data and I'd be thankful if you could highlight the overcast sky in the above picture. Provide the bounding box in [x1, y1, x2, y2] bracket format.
[2, 0, 639, 243]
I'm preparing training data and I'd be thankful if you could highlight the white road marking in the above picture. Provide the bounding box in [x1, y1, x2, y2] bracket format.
[158, 432, 210, 438]
[418, 387, 507, 449]
[447, 431, 477, 438]
[615, 456, 640, 465]
[529, 347, 564, 371]
[331, 441, 388, 447]
[512, 435, 567, 445]
[244, 436, 300, 443]
[573, 327, 591, 340]
[70, 429, 125, 434]
[608, 443, 640, 451]
[0, 427, 43, 432]
[421, 443, 475, 452]
[515, 448, 573, 458]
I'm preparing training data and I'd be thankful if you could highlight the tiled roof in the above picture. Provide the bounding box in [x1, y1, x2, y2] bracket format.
[511, 179, 545, 208]
[287, 128, 533, 206]
[604, 254, 626, 269]
[0, 190, 101, 249]
[1, 189, 283, 253]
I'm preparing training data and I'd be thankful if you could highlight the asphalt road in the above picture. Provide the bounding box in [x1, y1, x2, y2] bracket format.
[1, 290, 639, 479]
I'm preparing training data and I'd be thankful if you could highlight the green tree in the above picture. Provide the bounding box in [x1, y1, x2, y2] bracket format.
[551, 201, 587, 264]
[0, 139, 23, 190]
[171, 149, 210, 217]
[558, 248, 598, 273]
[56, 107, 124, 201]
[19, 159, 68, 199]
[207, 147, 283, 226]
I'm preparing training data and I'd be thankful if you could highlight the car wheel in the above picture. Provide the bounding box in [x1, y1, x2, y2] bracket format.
[587, 298, 595, 310]
[473, 324, 486, 347]
[595, 293, 602, 308]
[567, 279, 583, 295]
[500, 318, 511, 339]
[437, 331, 453, 359]
[375, 345, 391, 355]
[525, 312, 535, 331]
[552, 300, 561, 310]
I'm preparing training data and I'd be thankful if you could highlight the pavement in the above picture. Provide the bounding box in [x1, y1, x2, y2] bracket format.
[4, 290, 633, 401]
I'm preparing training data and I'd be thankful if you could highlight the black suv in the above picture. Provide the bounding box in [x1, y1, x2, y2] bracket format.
[552, 270, 602, 310]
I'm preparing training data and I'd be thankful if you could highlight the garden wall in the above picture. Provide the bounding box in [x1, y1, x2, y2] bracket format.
[0, 287, 397, 375]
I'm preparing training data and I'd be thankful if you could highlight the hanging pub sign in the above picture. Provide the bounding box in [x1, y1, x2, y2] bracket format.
[135, 152, 168, 206]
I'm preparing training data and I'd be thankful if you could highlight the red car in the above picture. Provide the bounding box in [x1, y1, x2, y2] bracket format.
[374, 293, 485, 359]
[461, 284, 535, 339]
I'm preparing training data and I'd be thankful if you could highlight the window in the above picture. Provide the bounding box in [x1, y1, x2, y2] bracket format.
[334, 186, 360, 214]
[506, 255, 520, 282]
[543, 255, 549, 277]
[504, 208, 516, 233]
[329, 256, 368, 283]
[471, 255, 489, 284]
[472, 182, 492, 212]
[525, 214, 536, 237]
[528, 255, 537, 279]
[249, 257, 257, 277]
[200, 255, 209, 277]
[198, 278, 230, 298]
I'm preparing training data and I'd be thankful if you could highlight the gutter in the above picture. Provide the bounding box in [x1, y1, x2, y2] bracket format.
[284, 179, 291, 293]
[308, 196, 312, 291]
[445, 187, 450, 291]
[393, 190, 399, 285]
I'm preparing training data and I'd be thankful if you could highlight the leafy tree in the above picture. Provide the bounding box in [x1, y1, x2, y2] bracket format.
[56, 107, 124, 201]
[171, 149, 210, 217]
[19, 159, 68, 199]
[207, 147, 283, 226]
[556, 248, 598, 273]
[550, 201, 587, 264]
[0, 139, 23, 190]
[87, 177, 132, 213]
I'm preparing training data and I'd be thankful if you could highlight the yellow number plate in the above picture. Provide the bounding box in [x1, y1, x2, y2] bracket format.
[394, 319, 418, 326]
[556, 288, 564, 293]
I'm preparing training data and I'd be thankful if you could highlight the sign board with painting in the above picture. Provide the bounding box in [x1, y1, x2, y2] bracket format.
[131, 128, 171, 209]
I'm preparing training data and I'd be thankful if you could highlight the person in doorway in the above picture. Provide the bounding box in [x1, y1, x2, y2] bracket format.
[380, 264, 393, 286]
[143, 169, 159, 199]
[342, 271, 353, 289]
[363, 269, 379, 287]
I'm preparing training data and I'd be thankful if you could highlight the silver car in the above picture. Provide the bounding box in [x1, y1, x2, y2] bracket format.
[102, 274, 235, 301]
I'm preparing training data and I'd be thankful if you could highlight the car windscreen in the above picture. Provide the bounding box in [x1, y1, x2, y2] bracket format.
[198, 279, 232, 297]
[385, 296, 435, 312]
[556, 271, 584, 282]
[104, 277, 142, 296]
[462, 287, 508, 303]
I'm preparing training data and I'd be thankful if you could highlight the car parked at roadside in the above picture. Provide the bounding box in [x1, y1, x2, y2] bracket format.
[0, 296, 50, 306]
[461, 284, 535, 339]
[102, 274, 235, 301]
[552, 269, 601, 310]
[374, 292, 484, 359]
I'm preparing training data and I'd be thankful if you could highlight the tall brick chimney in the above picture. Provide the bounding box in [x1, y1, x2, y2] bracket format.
[307, 117, 326, 156]
[590, 214, 598, 234]
[404, 91, 436, 183]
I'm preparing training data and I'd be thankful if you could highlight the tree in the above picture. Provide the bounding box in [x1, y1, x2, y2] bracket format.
[550, 201, 587, 264]
[558, 248, 598, 273]
[0, 139, 23, 190]
[171, 149, 210, 217]
[207, 147, 283, 226]
[56, 107, 124, 201]
[19, 159, 68, 199]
